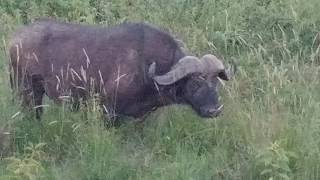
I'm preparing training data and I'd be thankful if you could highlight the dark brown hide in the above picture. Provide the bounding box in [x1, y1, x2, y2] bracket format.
[9, 20, 185, 119]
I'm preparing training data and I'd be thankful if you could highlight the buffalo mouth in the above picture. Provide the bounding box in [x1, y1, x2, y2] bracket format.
[198, 104, 224, 118]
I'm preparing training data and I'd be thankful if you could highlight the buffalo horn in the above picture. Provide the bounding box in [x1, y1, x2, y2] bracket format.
[150, 54, 228, 85]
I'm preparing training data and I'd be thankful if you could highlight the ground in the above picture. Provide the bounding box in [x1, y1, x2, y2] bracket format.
[0, 0, 320, 179]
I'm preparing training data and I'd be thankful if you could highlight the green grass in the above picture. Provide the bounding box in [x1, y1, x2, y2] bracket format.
[1, 0, 320, 179]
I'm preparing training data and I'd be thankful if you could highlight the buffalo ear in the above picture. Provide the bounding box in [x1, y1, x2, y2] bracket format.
[218, 70, 229, 81]
[218, 64, 236, 81]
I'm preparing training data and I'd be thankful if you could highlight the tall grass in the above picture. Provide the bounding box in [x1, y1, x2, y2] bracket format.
[0, 0, 320, 179]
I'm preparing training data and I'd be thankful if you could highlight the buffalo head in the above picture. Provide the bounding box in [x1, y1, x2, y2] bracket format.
[149, 54, 232, 118]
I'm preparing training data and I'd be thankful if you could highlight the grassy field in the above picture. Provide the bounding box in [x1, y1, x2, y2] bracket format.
[1, 0, 320, 179]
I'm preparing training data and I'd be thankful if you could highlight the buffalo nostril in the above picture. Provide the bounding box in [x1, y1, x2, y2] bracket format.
[208, 105, 223, 114]
[208, 108, 217, 114]
[207, 105, 224, 117]
[200, 105, 224, 117]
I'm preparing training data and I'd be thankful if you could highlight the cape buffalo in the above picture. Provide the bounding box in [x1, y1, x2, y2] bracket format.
[8, 19, 231, 121]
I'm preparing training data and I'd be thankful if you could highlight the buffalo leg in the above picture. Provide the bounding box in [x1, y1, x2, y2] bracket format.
[70, 87, 87, 111]
[18, 74, 34, 112]
[31, 75, 45, 120]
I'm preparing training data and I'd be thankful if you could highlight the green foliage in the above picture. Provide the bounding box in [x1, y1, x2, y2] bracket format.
[255, 141, 298, 180]
[3, 143, 46, 180]
[0, 0, 320, 179]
